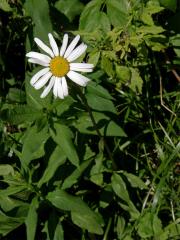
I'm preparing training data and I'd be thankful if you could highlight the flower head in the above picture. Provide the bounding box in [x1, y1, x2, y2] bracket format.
[26, 33, 94, 99]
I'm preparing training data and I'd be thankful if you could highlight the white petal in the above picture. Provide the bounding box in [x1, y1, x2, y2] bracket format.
[70, 66, 93, 73]
[56, 77, 64, 99]
[67, 71, 90, 87]
[40, 76, 55, 98]
[28, 58, 49, 67]
[26, 52, 51, 63]
[70, 63, 94, 69]
[64, 35, 80, 58]
[62, 77, 68, 97]
[60, 34, 68, 57]
[30, 67, 50, 85]
[67, 44, 87, 62]
[34, 72, 52, 90]
[53, 77, 58, 98]
[48, 33, 59, 56]
[34, 37, 54, 58]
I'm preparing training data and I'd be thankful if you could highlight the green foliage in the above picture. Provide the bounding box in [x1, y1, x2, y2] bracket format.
[0, 0, 179, 239]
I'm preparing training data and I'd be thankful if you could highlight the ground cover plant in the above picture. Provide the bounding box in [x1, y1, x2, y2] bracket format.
[0, 0, 179, 239]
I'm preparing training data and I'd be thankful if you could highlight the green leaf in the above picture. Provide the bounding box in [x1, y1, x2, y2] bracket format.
[111, 173, 140, 219]
[71, 210, 103, 235]
[25, 197, 39, 240]
[55, 0, 84, 22]
[88, 51, 100, 66]
[111, 173, 130, 202]
[106, 0, 130, 28]
[1, 105, 42, 125]
[86, 81, 113, 100]
[0, 196, 27, 212]
[53, 221, 64, 240]
[21, 125, 49, 169]
[86, 93, 117, 113]
[0, 164, 14, 176]
[50, 123, 79, 167]
[74, 112, 126, 137]
[7, 88, 26, 103]
[129, 68, 143, 93]
[122, 172, 147, 189]
[38, 146, 66, 188]
[0, 211, 24, 236]
[160, 0, 176, 12]
[79, 0, 102, 32]
[137, 212, 163, 238]
[0, 0, 12, 12]
[24, 0, 53, 41]
[62, 158, 93, 189]
[47, 189, 104, 235]
[101, 55, 114, 77]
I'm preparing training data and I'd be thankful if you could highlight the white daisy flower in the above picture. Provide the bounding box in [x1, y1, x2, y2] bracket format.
[26, 33, 94, 99]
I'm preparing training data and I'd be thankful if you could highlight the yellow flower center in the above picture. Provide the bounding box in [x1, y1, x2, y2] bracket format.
[50, 56, 69, 77]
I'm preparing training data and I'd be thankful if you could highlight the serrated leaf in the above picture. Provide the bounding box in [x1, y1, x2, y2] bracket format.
[106, 0, 130, 28]
[47, 189, 104, 235]
[7, 88, 26, 103]
[55, 0, 84, 22]
[25, 197, 39, 240]
[50, 123, 79, 167]
[1, 105, 42, 125]
[24, 0, 53, 41]
[38, 146, 66, 188]
[101, 55, 114, 77]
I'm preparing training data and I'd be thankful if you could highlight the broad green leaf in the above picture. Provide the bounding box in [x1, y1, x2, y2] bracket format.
[90, 153, 104, 186]
[21, 125, 49, 169]
[79, 0, 102, 31]
[106, 0, 130, 28]
[0, 164, 14, 176]
[0, 211, 24, 236]
[25, 69, 52, 110]
[24, 0, 53, 41]
[0, 185, 28, 198]
[53, 221, 64, 240]
[74, 112, 126, 137]
[86, 93, 117, 113]
[38, 146, 66, 187]
[116, 65, 131, 82]
[71, 210, 103, 235]
[86, 81, 113, 100]
[160, 0, 177, 12]
[122, 172, 147, 189]
[50, 123, 79, 167]
[55, 0, 84, 22]
[47, 189, 104, 235]
[0, 0, 12, 12]
[25, 197, 39, 240]
[62, 158, 94, 189]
